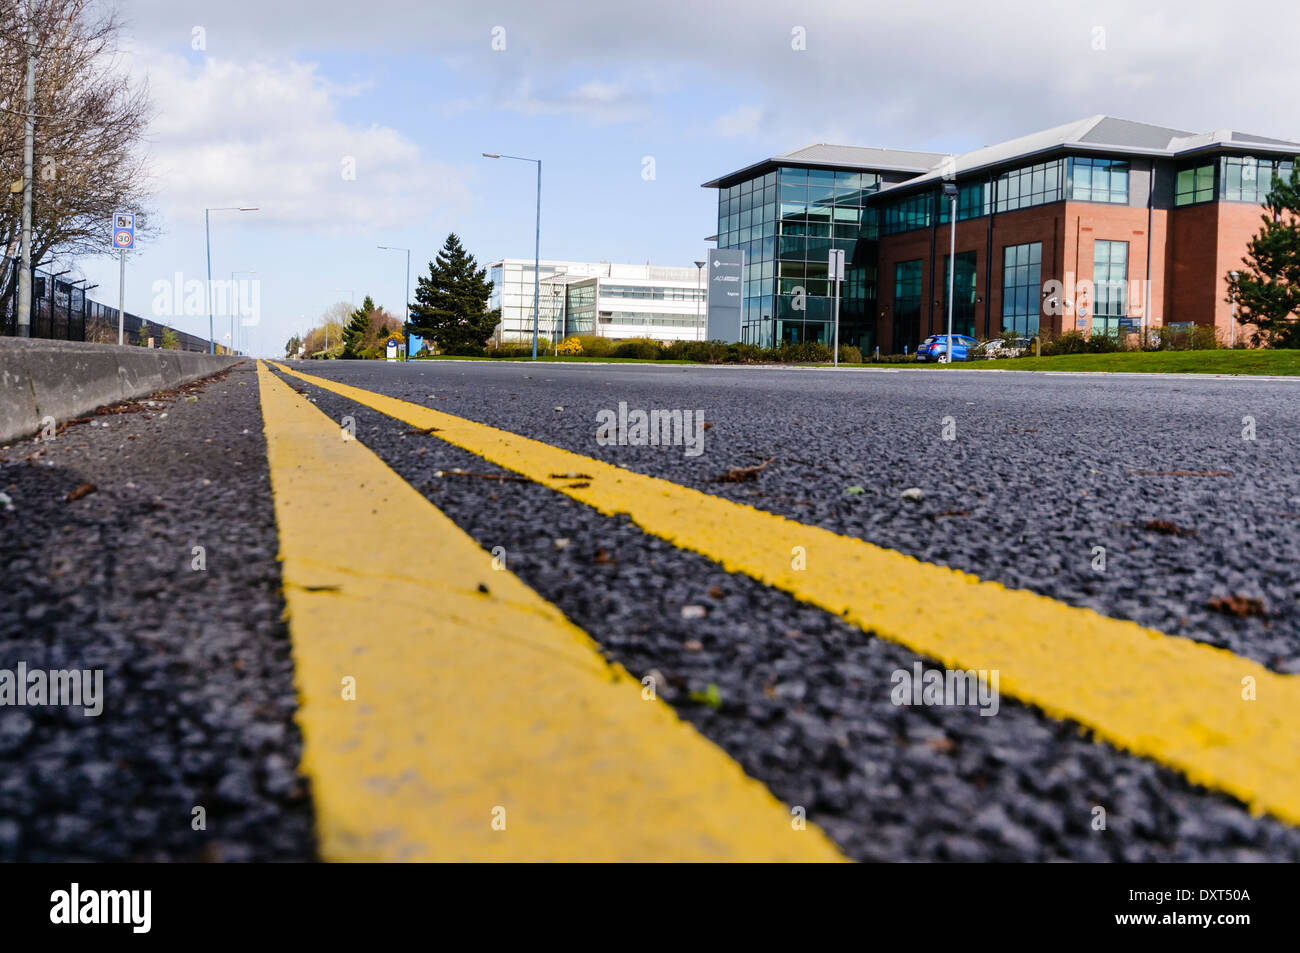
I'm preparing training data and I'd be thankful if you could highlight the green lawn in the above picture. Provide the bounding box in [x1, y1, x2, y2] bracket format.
[935, 350, 1300, 375]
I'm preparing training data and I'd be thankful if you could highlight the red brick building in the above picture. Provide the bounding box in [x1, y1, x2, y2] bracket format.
[704, 116, 1297, 353]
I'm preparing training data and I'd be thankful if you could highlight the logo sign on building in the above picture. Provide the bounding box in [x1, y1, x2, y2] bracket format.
[706, 248, 744, 343]
[112, 212, 134, 250]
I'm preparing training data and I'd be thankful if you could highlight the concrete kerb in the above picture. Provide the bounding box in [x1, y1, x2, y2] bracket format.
[0, 338, 241, 444]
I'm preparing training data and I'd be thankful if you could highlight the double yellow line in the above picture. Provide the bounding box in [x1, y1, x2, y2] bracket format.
[261, 360, 1300, 859]
[257, 362, 844, 861]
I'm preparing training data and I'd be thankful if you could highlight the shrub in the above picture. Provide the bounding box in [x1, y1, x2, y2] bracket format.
[1191, 324, 1222, 350]
[1042, 330, 1087, 356]
[611, 338, 664, 360]
[573, 335, 615, 357]
[775, 340, 833, 363]
[556, 336, 583, 356]
[838, 345, 864, 364]
[726, 342, 768, 363]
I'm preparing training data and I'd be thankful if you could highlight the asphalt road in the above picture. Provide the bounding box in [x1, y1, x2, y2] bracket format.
[0, 363, 314, 861]
[3, 356, 1298, 861]
[274, 359, 1300, 861]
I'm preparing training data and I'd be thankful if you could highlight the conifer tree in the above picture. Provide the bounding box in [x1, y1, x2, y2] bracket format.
[342, 295, 376, 359]
[409, 234, 496, 353]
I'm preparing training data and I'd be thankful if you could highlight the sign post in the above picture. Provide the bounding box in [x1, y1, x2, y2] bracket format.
[111, 212, 135, 345]
[829, 248, 845, 367]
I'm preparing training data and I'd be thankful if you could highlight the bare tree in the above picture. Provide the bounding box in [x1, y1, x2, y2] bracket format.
[0, 0, 154, 315]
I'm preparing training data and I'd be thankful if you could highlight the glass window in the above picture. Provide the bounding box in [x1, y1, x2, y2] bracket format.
[893, 260, 923, 353]
[1069, 157, 1129, 204]
[937, 181, 991, 223]
[1092, 240, 1128, 333]
[881, 192, 933, 235]
[942, 251, 978, 337]
[1220, 155, 1297, 204]
[1001, 242, 1042, 336]
[994, 159, 1065, 213]
[807, 169, 836, 206]
[1174, 162, 1216, 205]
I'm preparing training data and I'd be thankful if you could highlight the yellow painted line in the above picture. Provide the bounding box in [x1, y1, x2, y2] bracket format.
[270, 360, 1300, 827]
[255, 361, 844, 862]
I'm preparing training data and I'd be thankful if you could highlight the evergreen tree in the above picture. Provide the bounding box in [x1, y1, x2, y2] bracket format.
[1227, 165, 1300, 348]
[342, 295, 377, 359]
[409, 234, 495, 353]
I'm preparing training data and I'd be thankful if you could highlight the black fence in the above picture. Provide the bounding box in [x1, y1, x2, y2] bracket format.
[1, 257, 215, 353]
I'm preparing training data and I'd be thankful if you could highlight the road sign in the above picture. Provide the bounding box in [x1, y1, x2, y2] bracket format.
[830, 249, 845, 365]
[112, 211, 134, 250]
[828, 248, 845, 281]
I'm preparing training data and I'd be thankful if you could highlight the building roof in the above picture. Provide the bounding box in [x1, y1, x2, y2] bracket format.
[701, 142, 948, 188]
[876, 115, 1300, 194]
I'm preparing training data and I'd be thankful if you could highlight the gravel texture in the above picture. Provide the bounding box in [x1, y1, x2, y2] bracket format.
[0, 362, 315, 861]
[277, 360, 1300, 862]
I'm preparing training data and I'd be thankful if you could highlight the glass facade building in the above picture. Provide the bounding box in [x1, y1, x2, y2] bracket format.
[715, 166, 887, 349]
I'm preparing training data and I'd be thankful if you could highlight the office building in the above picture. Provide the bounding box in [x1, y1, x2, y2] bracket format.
[703, 116, 1298, 352]
[487, 259, 707, 345]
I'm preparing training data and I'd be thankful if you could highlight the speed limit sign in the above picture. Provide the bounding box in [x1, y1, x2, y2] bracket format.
[111, 212, 134, 250]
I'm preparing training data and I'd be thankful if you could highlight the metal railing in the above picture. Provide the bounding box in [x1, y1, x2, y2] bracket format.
[1, 257, 215, 353]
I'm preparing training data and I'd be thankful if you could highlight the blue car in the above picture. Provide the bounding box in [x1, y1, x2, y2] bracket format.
[915, 334, 980, 362]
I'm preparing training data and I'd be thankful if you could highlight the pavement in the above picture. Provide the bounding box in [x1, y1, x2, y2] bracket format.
[3, 355, 1298, 861]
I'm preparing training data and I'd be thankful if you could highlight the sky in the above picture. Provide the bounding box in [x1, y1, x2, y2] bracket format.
[68, 0, 1300, 355]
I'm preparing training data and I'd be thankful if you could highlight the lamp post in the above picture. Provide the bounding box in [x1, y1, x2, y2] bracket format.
[483, 152, 541, 360]
[205, 206, 258, 353]
[377, 247, 410, 358]
[694, 260, 706, 341]
[1228, 270, 1239, 348]
[551, 283, 563, 351]
[231, 270, 256, 355]
[942, 182, 959, 363]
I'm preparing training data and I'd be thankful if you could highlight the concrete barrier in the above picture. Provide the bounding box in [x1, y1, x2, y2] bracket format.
[0, 339, 241, 445]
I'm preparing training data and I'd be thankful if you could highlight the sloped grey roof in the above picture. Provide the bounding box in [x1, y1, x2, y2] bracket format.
[776, 143, 947, 171]
[703, 116, 1300, 193]
[1078, 116, 1196, 149]
[701, 142, 947, 187]
[876, 115, 1300, 194]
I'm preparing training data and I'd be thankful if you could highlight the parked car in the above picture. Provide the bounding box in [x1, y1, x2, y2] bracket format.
[915, 334, 981, 362]
[978, 337, 1032, 359]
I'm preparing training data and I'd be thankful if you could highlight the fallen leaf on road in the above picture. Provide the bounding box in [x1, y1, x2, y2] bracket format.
[1143, 519, 1196, 536]
[1207, 595, 1266, 618]
[712, 457, 775, 483]
[66, 483, 97, 502]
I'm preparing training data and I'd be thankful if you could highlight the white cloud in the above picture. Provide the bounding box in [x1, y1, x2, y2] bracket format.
[128, 50, 471, 231]
[119, 0, 1300, 151]
[714, 105, 763, 138]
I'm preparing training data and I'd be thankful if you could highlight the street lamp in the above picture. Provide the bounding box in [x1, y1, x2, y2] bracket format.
[694, 260, 706, 341]
[377, 247, 410, 359]
[483, 152, 541, 360]
[205, 206, 258, 353]
[942, 181, 959, 363]
[551, 283, 563, 351]
[231, 269, 256, 355]
[1228, 270, 1239, 348]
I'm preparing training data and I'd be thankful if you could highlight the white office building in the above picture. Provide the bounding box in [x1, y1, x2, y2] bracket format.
[487, 259, 707, 345]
